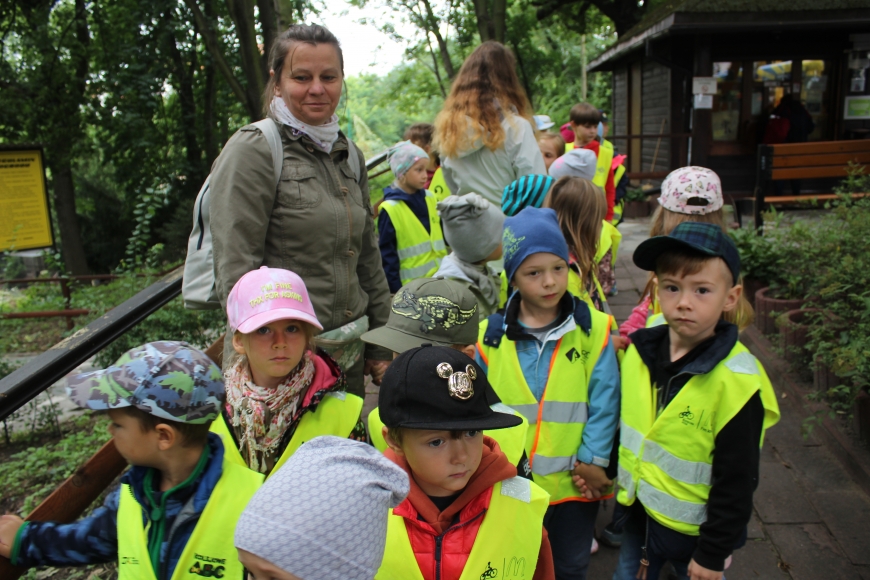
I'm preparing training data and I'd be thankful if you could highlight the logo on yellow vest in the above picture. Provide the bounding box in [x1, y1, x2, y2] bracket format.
[480, 562, 498, 579]
[565, 347, 589, 364]
[120, 556, 139, 565]
[190, 554, 227, 578]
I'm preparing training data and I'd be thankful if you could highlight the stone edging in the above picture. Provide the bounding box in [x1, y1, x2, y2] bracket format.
[742, 325, 870, 498]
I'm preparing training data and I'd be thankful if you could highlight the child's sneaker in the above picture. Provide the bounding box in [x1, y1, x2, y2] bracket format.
[599, 522, 623, 548]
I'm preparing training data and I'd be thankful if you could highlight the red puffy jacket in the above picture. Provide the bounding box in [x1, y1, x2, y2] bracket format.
[384, 438, 554, 580]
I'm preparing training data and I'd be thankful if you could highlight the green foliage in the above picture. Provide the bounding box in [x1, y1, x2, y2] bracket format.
[624, 187, 648, 202]
[0, 414, 112, 517]
[729, 227, 782, 283]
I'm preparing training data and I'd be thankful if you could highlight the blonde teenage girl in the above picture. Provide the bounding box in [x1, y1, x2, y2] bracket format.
[619, 166, 753, 341]
[433, 41, 546, 206]
[213, 267, 366, 476]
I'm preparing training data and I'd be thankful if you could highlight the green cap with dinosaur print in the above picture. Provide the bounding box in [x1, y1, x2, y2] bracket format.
[361, 278, 479, 353]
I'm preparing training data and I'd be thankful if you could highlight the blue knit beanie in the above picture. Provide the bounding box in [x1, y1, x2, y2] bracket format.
[502, 175, 554, 217]
[503, 207, 570, 282]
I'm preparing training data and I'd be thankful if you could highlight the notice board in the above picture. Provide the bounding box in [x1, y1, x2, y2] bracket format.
[0, 147, 53, 251]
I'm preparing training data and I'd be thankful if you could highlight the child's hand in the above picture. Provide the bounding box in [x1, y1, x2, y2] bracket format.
[0, 514, 24, 559]
[364, 359, 390, 385]
[571, 474, 588, 493]
[571, 462, 612, 499]
[612, 336, 630, 351]
[688, 559, 723, 580]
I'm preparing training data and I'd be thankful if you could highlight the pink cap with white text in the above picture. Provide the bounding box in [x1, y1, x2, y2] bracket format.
[227, 266, 322, 334]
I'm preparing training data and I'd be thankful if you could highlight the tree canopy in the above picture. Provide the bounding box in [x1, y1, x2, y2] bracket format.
[1, 0, 641, 274]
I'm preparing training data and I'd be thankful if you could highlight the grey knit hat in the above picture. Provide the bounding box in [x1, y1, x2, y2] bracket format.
[234, 436, 409, 580]
[437, 193, 505, 263]
[548, 147, 597, 181]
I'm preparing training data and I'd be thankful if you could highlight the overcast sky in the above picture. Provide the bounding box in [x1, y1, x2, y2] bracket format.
[318, 3, 416, 77]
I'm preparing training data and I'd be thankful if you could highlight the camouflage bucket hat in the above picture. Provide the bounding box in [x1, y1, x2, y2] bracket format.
[66, 341, 225, 424]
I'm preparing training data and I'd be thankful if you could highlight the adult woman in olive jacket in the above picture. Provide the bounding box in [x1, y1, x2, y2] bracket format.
[209, 24, 392, 397]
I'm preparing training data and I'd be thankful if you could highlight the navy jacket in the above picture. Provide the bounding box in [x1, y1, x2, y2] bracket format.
[377, 185, 436, 293]
[14, 434, 228, 580]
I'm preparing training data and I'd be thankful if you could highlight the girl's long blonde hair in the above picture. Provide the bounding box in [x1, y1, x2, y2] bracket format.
[433, 41, 534, 158]
[645, 204, 754, 330]
[545, 177, 606, 286]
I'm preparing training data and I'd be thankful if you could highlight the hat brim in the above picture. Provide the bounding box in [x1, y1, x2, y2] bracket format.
[632, 236, 718, 273]
[361, 325, 454, 353]
[537, 121, 555, 130]
[396, 410, 523, 431]
[236, 309, 323, 334]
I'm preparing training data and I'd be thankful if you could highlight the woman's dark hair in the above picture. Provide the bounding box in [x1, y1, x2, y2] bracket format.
[262, 24, 344, 117]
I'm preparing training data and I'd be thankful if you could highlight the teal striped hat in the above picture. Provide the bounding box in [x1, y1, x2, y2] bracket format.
[502, 175, 554, 217]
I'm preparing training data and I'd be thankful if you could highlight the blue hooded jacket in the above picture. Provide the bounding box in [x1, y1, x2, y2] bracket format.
[13, 433, 226, 579]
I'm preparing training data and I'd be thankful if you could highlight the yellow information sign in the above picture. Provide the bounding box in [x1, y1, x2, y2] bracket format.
[0, 148, 53, 251]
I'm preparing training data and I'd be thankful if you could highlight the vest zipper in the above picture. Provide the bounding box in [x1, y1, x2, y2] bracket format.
[659, 371, 700, 415]
[432, 509, 487, 580]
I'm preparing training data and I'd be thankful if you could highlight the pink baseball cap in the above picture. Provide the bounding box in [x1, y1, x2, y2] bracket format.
[658, 166, 724, 215]
[227, 266, 322, 334]
[560, 122, 575, 144]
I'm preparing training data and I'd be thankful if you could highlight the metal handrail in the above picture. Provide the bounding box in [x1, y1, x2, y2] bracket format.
[0, 153, 387, 421]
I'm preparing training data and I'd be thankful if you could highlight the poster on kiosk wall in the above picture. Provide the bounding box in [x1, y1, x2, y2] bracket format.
[0, 147, 54, 252]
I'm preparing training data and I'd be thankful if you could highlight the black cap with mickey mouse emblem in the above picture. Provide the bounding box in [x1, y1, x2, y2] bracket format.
[378, 345, 523, 431]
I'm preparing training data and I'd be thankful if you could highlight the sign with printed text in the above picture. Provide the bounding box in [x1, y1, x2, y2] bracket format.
[692, 77, 718, 95]
[0, 148, 53, 251]
[844, 96, 870, 120]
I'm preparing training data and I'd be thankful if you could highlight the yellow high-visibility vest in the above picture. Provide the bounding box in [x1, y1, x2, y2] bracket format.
[380, 192, 447, 285]
[477, 309, 613, 503]
[367, 404, 530, 467]
[429, 167, 452, 203]
[617, 343, 780, 535]
[375, 477, 549, 580]
[116, 454, 263, 580]
[564, 140, 614, 190]
[211, 391, 363, 476]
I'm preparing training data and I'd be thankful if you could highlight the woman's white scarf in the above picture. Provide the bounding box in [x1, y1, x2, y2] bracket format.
[270, 96, 340, 152]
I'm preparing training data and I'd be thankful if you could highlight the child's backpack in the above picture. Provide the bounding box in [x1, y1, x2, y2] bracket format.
[182, 119, 282, 309]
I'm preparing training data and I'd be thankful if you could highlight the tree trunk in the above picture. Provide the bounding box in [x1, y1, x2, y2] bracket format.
[203, 0, 218, 166]
[165, 14, 204, 190]
[472, 0, 494, 41]
[257, 0, 279, 74]
[225, 0, 265, 116]
[492, 0, 506, 43]
[581, 33, 587, 100]
[420, 0, 455, 79]
[51, 161, 90, 275]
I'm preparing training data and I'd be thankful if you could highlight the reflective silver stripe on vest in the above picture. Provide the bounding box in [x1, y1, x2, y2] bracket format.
[620, 421, 644, 456]
[637, 480, 708, 526]
[397, 241, 441, 260]
[500, 476, 532, 503]
[541, 401, 588, 424]
[724, 351, 760, 375]
[326, 391, 346, 401]
[510, 404, 540, 424]
[399, 261, 440, 280]
[618, 464, 636, 499]
[642, 440, 712, 486]
[531, 454, 575, 476]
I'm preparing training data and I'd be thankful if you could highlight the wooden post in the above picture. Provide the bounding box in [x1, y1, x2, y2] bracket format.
[691, 36, 713, 167]
[60, 278, 73, 330]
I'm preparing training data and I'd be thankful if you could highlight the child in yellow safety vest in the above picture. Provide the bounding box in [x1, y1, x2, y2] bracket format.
[361, 277, 532, 478]
[376, 345, 555, 580]
[234, 436, 409, 580]
[214, 266, 366, 476]
[618, 167, 753, 343]
[476, 207, 620, 580]
[610, 222, 780, 580]
[379, 141, 448, 293]
[0, 341, 262, 579]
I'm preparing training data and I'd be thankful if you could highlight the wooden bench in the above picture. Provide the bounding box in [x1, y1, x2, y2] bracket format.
[753, 140, 870, 229]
